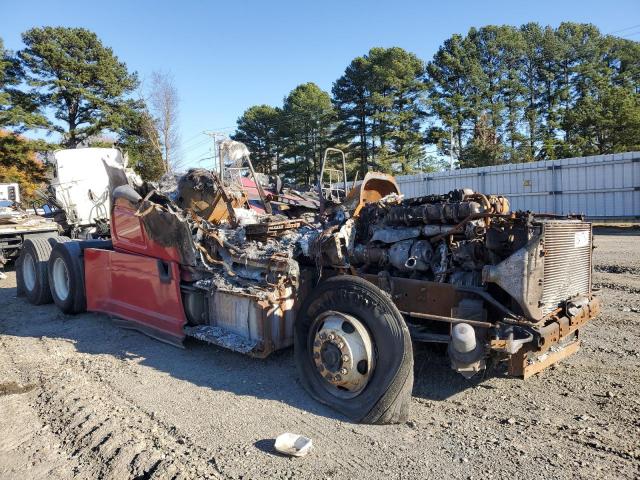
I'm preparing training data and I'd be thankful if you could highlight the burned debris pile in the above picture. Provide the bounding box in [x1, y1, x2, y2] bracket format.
[127, 159, 597, 381]
[127, 167, 320, 356]
[135, 170, 554, 320]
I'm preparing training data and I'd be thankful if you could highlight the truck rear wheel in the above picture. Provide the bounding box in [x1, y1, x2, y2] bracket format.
[48, 242, 86, 314]
[294, 275, 413, 424]
[17, 238, 53, 305]
[47, 235, 71, 247]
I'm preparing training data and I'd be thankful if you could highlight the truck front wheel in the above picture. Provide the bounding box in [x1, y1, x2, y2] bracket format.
[294, 275, 413, 424]
[16, 238, 53, 305]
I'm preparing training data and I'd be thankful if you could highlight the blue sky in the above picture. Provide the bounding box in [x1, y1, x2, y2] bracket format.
[2, 0, 639, 167]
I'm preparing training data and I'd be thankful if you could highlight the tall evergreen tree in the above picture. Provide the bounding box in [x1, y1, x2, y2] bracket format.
[332, 56, 372, 176]
[18, 27, 140, 147]
[281, 82, 335, 185]
[426, 23, 640, 166]
[426, 34, 476, 167]
[0, 37, 46, 130]
[333, 47, 426, 175]
[232, 23, 639, 176]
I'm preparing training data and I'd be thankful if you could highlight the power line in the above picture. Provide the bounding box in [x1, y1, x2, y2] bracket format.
[180, 131, 206, 147]
[180, 137, 211, 154]
[621, 30, 640, 39]
[607, 24, 640, 35]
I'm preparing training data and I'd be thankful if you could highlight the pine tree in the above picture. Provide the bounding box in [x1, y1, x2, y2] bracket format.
[19, 27, 140, 147]
[281, 83, 335, 185]
[232, 104, 284, 175]
[0, 37, 46, 130]
[333, 47, 426, 175]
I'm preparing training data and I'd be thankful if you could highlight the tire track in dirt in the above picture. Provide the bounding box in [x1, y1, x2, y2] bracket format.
[4, 333, 229, 480]
[99, 359, 375, 478]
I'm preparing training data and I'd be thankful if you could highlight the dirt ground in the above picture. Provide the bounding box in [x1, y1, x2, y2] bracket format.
[0, 229, 639, 480]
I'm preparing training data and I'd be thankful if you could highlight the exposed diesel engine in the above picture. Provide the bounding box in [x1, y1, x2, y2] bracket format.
[350, 189, 515, 287]
[308, 184, 600, 379]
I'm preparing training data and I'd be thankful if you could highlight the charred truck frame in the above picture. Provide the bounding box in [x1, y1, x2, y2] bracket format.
[17, 146, 601, 424]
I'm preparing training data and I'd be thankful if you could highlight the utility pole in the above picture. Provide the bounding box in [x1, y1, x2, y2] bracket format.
[204, 131, 227, 177]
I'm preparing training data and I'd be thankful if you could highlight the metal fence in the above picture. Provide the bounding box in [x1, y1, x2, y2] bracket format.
[394, 151, 640, 220]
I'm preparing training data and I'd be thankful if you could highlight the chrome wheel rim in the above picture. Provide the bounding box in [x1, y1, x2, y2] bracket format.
[52, 257, 70, 301]
[23, 253, 36, 292]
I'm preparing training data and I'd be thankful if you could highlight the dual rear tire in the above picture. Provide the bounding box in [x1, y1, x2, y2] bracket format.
[47, 241, 86, 314]
[16, 237, 55, 304]
[17, 237, 86, 314]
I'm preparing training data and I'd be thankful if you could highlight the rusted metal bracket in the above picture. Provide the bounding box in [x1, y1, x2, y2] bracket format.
[245, 219, 305, 238]
[509, 340, 581, 379]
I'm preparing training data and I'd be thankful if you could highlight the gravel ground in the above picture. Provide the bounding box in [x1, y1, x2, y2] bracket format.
[0, 229, 639, 480]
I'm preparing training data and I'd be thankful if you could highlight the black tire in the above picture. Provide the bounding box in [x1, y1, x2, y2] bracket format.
[16, 238, 53, 305]
[47, 241, 86, 314]
[47, 235, 72, 247]
[294, 275, 414, 424]
[15, 255, 24, 297]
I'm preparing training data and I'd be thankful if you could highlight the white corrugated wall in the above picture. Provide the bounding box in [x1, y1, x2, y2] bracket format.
[394, 152, 640, 220]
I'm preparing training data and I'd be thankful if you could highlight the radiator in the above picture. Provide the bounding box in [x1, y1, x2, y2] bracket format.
[540, 221, 592, 315]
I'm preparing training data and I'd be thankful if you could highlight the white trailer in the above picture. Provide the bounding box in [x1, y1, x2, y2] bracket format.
[394, 151, 640, 222]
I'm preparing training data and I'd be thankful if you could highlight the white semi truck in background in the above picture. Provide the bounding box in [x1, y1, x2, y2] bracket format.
[0, 148, 137, 268]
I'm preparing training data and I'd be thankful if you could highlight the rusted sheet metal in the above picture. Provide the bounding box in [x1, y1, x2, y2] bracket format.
[360, 273, 462, 317]
[245, 219, 306, 238]
[345, 172, 401, 217]
[206, 188, 247, 225]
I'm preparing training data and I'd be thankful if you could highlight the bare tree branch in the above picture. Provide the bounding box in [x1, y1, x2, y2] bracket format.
[148, 70, 182, 172]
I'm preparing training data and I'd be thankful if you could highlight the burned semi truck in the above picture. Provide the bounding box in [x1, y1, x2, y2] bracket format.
[17, 146, 600, 424]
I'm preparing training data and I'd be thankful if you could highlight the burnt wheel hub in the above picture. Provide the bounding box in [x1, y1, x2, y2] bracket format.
[320, 341, 342, 372]
[312, 312, 374, 397]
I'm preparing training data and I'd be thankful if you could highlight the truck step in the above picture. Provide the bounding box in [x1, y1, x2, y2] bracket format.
[184, 325, 259, 354]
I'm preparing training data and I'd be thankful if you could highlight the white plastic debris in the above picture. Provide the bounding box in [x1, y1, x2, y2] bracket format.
[234, 208, 259, 225]
[274, 433, 313, 457]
